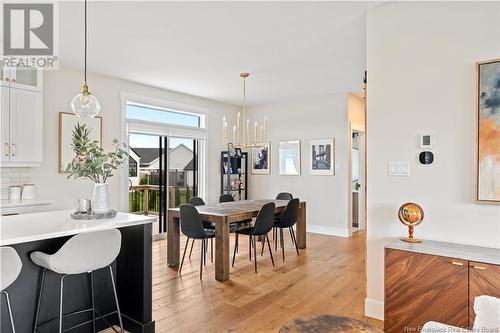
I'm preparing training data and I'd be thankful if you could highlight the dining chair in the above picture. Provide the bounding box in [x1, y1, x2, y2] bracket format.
[276, 192, 293, 200]
[179, 204, 215, 280]
[232, 202, 275, 273]
[273, 192, 293, 245]
[273, 198, 300, 260]
[188, 197, 214, 261]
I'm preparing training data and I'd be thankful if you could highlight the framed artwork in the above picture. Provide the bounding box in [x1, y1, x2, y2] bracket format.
[476, 59, 500, 202]
[251, 143, 270, 174]
[279, 140, 301, 175]
[58, 112, 102, 173]
[310, 139, 335, 175]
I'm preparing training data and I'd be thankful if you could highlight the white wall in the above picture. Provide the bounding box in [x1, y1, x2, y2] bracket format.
[248, 94, 350, 236]
[365, 1, 500, 320]
[31, 66, 238, 210]
[348, 93, 365, 132]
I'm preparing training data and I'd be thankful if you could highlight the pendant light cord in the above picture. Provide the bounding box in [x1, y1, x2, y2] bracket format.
[84, 0, 87, 83]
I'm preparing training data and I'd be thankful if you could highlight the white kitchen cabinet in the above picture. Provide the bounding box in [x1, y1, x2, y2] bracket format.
[1, 62, 42, 92]
[0, 81, 43, 166]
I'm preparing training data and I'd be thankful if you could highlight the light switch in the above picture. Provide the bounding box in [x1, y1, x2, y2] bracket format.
[388, 161, 410, 177]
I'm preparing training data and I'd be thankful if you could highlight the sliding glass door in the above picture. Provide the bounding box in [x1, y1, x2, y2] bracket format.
[128, 133, 200, 237]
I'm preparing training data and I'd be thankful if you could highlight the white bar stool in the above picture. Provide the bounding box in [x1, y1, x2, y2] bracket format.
[1, 247, 22, 333]
[30, 229, 123, 333]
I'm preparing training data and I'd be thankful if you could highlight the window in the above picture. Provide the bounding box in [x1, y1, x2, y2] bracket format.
[127, 103, 201, 128]
[129, 157, 137, 177]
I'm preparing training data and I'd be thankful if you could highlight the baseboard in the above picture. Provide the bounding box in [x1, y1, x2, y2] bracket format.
[306, 224, 349, 237]
[364, 298, 384, 320]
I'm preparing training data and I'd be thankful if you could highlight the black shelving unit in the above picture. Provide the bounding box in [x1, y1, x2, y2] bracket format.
[220, 151, 248, 201]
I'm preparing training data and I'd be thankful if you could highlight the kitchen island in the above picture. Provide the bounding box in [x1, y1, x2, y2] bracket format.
[0, 210, 156, 333]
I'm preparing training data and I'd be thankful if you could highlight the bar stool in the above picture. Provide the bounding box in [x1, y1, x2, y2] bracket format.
[31, 229, 123, 333]
[1, 247, 22, 333]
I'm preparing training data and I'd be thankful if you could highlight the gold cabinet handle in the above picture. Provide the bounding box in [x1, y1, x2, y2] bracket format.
[452, 261, 464, 266]
[11, 143, 16, 157]
[473, 265, 486, 270]
[4, 142, 9, 157]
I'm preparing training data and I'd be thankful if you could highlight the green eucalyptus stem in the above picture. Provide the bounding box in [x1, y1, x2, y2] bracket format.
[65, 123, 128, 184]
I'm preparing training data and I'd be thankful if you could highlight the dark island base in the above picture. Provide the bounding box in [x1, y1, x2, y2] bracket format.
[1, 223, 154, 333]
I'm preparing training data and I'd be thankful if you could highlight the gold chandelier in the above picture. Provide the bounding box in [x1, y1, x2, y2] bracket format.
[223, 73, 267, 148]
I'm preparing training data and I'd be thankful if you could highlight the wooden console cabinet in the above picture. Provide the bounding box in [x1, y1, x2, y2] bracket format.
[384, 240, 500, 333]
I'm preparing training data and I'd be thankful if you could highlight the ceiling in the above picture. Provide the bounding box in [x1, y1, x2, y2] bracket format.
[59, 1, 378, 106]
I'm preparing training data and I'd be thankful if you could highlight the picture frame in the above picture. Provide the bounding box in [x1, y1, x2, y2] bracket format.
[235, 147, 242, 158]
[476, 58, 500, 203]
[251, 143, 270, 174]
[58, 112, 102, 173]
[279, 140, 301, 175]
[310, 139, 335, 175]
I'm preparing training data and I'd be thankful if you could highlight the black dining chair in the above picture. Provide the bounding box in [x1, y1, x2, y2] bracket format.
[188, 197, 214, 262]
[273, 192, 293, 246]
[232, 202, 275, 273]
[179, 204, 215, 280]
[276, 192, 293, 200]
[273, 198, 300, 260]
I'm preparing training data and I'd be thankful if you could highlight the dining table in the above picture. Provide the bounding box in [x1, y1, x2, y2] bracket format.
[167, 199, 307, 281]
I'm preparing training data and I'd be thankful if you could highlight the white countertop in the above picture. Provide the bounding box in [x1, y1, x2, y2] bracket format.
[0, 198, 56, 209]
[0, 210, 156, 246]
[386, 239, 500, 265]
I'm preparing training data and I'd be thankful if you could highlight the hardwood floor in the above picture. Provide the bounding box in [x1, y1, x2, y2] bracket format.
[150, 230, 382, 332]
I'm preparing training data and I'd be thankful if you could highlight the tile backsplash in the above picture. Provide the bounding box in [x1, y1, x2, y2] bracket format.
[0, 167, 32, 200]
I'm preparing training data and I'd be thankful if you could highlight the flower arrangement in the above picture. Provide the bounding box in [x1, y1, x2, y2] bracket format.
[65, 123, 128, 183]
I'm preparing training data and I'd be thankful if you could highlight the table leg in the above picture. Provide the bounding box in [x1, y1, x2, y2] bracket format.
[167, 214, 180, 267]
[296, 202, 306, 249]
[215, 217, 230, 281]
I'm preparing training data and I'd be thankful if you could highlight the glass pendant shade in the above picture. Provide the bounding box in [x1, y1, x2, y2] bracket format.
[71, 84, 100, 118]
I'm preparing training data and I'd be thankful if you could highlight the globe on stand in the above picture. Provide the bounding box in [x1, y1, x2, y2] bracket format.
[398, 202, 424, 243]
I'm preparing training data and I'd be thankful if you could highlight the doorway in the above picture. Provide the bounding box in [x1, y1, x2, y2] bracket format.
[348, 92, 366, 235]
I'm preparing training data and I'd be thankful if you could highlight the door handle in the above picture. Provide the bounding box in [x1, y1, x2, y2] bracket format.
[4, 142, 9, 157]
[472, 265, 486, 270]
[451, 261, 464, 266]
[11, 143, 16, 157]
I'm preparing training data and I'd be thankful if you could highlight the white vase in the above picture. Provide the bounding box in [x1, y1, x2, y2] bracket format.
[92, 183, 111, 213]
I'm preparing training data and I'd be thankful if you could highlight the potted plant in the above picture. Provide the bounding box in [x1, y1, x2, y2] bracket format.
[66, 123, 128, 213]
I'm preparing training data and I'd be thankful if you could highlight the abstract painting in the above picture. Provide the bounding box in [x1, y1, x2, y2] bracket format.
[310, 139, 335, 175]
[477, 59, 500, 202]
[251, 143, 270, 174]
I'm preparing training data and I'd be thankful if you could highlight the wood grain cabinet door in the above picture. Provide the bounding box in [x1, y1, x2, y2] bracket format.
[468, 262, 500, 326]
[384, 249, 468, 333]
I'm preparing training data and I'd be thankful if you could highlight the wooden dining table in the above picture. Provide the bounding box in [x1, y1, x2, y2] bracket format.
[167, 199, 307, 281]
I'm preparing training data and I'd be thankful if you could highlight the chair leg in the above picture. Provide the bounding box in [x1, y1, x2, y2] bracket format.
[249, 235, 252, 261]
[274, 228, 278, 251]
[200, 239, 204, 280]
[179, 237, 190, 274]
[33, 267, 46, 333]
[108, 266, 124, 332]
[261, 236, 265, 256]
[290, 227, 300, 255]
[89, 272, 96, 333]
[211, 238, 213, 263]
[1, 291, 15, 333]
[232, 234, 239, 267]
[252, 236, 258, 274]
[280, 228, 285, 261]
[59, 275, 68, 333]
[188, 238, 195, 260]
[266, 235, 275, 267]
[204, 239, 207, 266]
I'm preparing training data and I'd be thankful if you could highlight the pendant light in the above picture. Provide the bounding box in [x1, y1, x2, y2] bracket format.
[71, 0, 100, 118]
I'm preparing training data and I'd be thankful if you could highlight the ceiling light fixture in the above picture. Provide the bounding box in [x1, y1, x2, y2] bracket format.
[223, 73, 267, 148]
[70, 0, 100, 118]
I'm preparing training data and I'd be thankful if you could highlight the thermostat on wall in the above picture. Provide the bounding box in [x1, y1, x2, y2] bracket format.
[420, 134, 433, 149]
